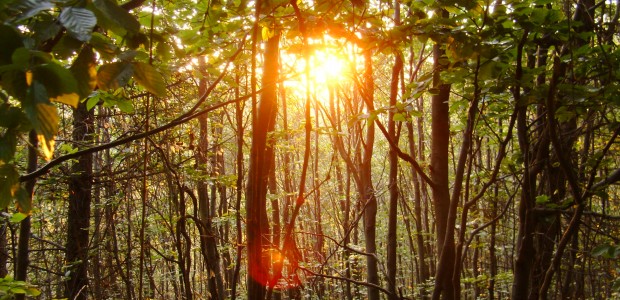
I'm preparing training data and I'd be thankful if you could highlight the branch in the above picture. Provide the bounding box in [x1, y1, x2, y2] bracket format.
[374, 118, 435, 188]
[20, 93, 251, 182]
[120, 0, 146, 11]
[20, 42, 247, 182]
[593, 167, 620, 189]
[298, 266, 394, 298]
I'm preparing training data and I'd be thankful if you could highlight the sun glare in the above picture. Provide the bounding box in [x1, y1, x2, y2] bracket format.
[313, 50, 347, 82]
[282, 35, 355, 107]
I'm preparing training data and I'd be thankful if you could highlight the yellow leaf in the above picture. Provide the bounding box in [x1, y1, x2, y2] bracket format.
[52, 92, 79, 108]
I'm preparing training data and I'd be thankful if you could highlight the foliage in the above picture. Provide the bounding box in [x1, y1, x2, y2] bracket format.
[0, 276, 41, 299]
[0, 0, 166, 210]
[0, 0, 618, 299]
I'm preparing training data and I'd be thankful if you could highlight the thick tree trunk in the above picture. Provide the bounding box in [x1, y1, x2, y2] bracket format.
[65, 99, 94, 300]
[430, 15, 454, 297]
[246, 33, 279, 300]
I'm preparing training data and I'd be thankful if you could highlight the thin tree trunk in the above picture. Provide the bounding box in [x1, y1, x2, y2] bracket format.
[360, 49, 380, 300]
[15, 131, 37, 300]
[387, 3, 403, 295]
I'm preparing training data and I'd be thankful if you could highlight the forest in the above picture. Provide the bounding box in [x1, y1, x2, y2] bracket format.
[0, 0, 619, 299]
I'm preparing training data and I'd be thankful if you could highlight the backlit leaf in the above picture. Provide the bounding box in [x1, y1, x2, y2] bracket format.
[97, 62, 134, 91]
[23, 81, 58, 160]
[9, 212, 27, 223]
[132, 62, 166, 97]
[70, 47, 97, 99]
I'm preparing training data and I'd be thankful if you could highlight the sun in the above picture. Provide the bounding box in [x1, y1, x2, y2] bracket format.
[281, 35, 354, 104]
[310, 49, 347, 83]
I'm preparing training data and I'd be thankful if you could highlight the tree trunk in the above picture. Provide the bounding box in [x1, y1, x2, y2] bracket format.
[430, 10, 454, 297]
[65, 96, 94, 300]
[197, 65, 226, 300]
[246, 32, 279, 300]
[387, 3, 403, 294]
[360, 49, 380, 300]
[15, 131, 37, 300]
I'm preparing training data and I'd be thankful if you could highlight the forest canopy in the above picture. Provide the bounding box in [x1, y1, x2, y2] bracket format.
[0, 0, 619, 299]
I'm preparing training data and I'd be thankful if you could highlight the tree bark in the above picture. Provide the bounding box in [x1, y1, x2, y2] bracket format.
[246, 32, 279, 300]
[15, 131, 37, 300]
[360, 49, 380, 300]
[387, 3, 403, 294]
[65, 95, 94, 300]
[430, 10, 454, 298]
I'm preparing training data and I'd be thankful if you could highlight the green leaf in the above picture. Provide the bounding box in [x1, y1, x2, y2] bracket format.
[97, 62, 133, 91]
[52, 35, 84, 60]
[0, 69, 28, 101]
[132, 62, 166, 97]
[0, 164, 19, 209]
[592, 244, 611, 258]
[0, 129, 17, 162]
[89, 32, 119, 60]
[9, 287, 26, 294]
[116, 98, 134, 113]
[15, 186, 30, 213]
[25, 287, 41, 296]
[70, 47, 97, 99]
[92, 0, 140, 35]
[535, 195, 549, 205]
[59, 7, 97, 42]
[9, 212, 27, 223]
[393, 113, 407, 122]
[33, 62, 80, 107]
[0, 25, 23, 66]
[86, 97, 100, 111]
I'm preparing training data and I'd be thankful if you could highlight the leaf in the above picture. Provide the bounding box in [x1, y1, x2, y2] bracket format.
[115, 98, 134, 113]
[0, 25, 24, 65]
[0, 130, 17, 162]
[23, 81, 58, 160]
[9, 212, 27, 223]
[89, 32, 119, 60]
[59, 7, 97, 42]
[0, 69, 28, 101]
[592, 244, 611, 258]
[0, 164, 19, 209]
[86, 97, 100, 111]
[70, 47, 97, 99]
[25, 287, 41, 296]
[393, 113, 407, 122]
[97, 62, 134, 91]
[15, 186, 31, 213]
[9, 287, 26, 294]
[92, 0, 141, 35]
[13, 0, 54, 22]
[535, 195, 549, 205]
[33, 62, 80, 107]
[132, 62, 166, 97]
